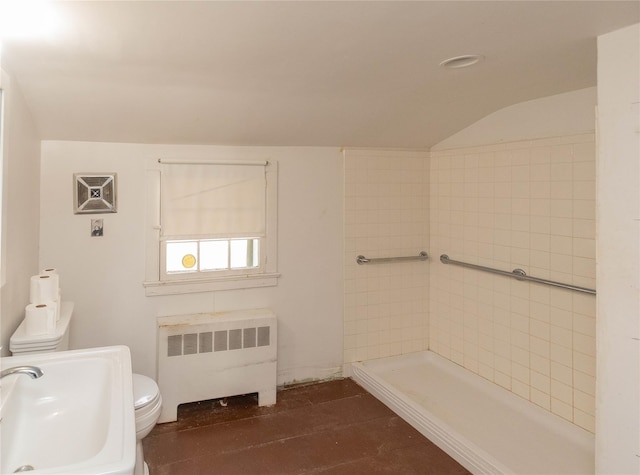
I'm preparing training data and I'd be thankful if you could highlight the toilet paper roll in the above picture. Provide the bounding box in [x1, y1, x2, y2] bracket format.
[41, 269, 61, 305]
[25, 302, 57, 335]
[56, 290, 61, 321]
[30, 274, 59, 304]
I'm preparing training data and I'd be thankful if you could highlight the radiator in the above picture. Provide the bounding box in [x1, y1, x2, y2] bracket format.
[157, 308, 277, 423]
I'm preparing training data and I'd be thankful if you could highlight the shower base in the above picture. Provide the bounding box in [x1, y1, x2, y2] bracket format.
[351, 351, 594, 474]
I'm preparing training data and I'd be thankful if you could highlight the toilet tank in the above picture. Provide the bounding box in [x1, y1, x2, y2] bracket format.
[9, 302, 74, 355]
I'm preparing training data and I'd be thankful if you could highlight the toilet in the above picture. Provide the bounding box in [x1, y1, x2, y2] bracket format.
[10, 301, 162, 475]
[132, 374, 163, 475]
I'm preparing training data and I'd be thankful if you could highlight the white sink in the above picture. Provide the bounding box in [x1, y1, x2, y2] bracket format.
[0, 346, 136, 474]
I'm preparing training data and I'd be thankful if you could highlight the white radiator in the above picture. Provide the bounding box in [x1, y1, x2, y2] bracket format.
[157, 308, 277, 423]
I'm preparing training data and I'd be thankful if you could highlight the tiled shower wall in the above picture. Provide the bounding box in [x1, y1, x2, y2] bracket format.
[343, 149, 429, 364]
[429, 134, 596, 432]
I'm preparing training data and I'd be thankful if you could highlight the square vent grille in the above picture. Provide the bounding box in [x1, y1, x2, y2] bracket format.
[167, 326, 270, 357]
[73, 173, 117, 214]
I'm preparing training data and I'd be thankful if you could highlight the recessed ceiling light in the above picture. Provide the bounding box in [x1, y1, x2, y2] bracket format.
[439, 55, 484, 69]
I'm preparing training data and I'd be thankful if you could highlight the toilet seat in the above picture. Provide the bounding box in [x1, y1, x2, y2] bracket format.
[133, 374, 162, 439]
[133, 374, 160, 409]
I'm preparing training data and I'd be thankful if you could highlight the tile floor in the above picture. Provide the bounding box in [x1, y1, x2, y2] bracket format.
[143, 378, 470, 474]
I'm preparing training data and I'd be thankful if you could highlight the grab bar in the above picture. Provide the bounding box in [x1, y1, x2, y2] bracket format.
[440, 254, 596, 295]
[356, 251, 428, 265]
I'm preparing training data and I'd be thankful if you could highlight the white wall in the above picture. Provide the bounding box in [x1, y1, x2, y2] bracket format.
[39, 141, 344, 384]
[0, 69, 41, 355]
[596, 23, 640, 474]
[434, 88, 596, 150]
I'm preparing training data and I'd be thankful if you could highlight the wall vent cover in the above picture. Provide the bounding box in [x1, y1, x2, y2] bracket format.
[74, 173, 117, 214]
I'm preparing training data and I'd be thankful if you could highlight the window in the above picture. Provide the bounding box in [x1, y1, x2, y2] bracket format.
[164, 238, 260, 274]
[144, 159, 278, 295]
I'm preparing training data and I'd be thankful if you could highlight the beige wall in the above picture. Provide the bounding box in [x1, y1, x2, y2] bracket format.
[596, 23, 640, 473]
[39, 141, 344, 384]
[429, 134, 596, 432]
[0, 69, 41, 355]
[343, 149, 429, 364]
[433, 87, 597, 150]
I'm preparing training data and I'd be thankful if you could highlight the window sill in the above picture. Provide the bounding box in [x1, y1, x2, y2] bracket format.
[143, 273, 280, 296]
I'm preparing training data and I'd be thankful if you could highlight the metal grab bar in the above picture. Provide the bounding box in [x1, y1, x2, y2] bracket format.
[356, 251, 428, 265]
[440, 254, 596, 295]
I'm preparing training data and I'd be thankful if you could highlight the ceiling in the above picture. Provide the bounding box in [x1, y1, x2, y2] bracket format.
[2, 1, 639, 149]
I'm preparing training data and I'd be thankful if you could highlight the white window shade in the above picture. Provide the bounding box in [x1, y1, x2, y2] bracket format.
[160, 163, 266, 239]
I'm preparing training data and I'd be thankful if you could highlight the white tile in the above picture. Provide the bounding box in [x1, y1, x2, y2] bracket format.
[550, 290, 573, 312]
[531, 233, 550, 252]
[551, 378, 573, 404]
[531, 388, 551, 410]
[573, 257, 595, 279]
[530, 301, 550, 323]
[573, 351, 596, 377]
[549, 199, 572, 218]
[550, 235, 572, 255]
[530, 181, 551, 199]
[530, 199, 550, 216]
[494, 371, 512, 390]
[511, 231, 530, 249]
[549, 217, 573, 237]
[574, 333, 596, 357]
[572, 219, 595, 239]
[531, 370, 550, 394]
[512, 199, 530, 215]
[550, 343, 572, 367]
[573, 370, 595, 396]
[551, 398, 573, 421]
[512, 182, 531, 198]
[550, 144, 573, 163]
[512, 346, 530, 367]
[573, 200, 595, 220]
[572, 293, 596, 318]
[551, 361, 573, 385]
[530, 336, 550, 358]
[573, 238, 595, 259]
[530, 163, 551, 181]
[572, 161, 595, 181]
[550, 163, 573, 181]
[573, 409, 595, 433]
[573, 389, 595, 414]
[530, 353, 550, 376]
[549, 253, 572, 274]
[511, 379, 530, 400]
[573, 181, 595, 200]
[531, 146, 551, 164]
[512, 165, 530, 182]
[573, 313, 596, 337]
[551, 324, 573, 347]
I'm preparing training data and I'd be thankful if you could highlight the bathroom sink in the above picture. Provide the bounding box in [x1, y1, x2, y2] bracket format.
[0, 346, 136, 474]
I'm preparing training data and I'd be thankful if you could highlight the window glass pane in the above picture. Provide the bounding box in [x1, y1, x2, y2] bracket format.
[230, 239, 248, 269]
[228, 238, 260, 269]
[166, 241, 198, 273]
[251, 238, 260, 267]
[200, 240, 229, 270]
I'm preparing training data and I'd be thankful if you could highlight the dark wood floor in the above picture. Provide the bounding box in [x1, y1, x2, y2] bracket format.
[143, 378, 470, 474]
